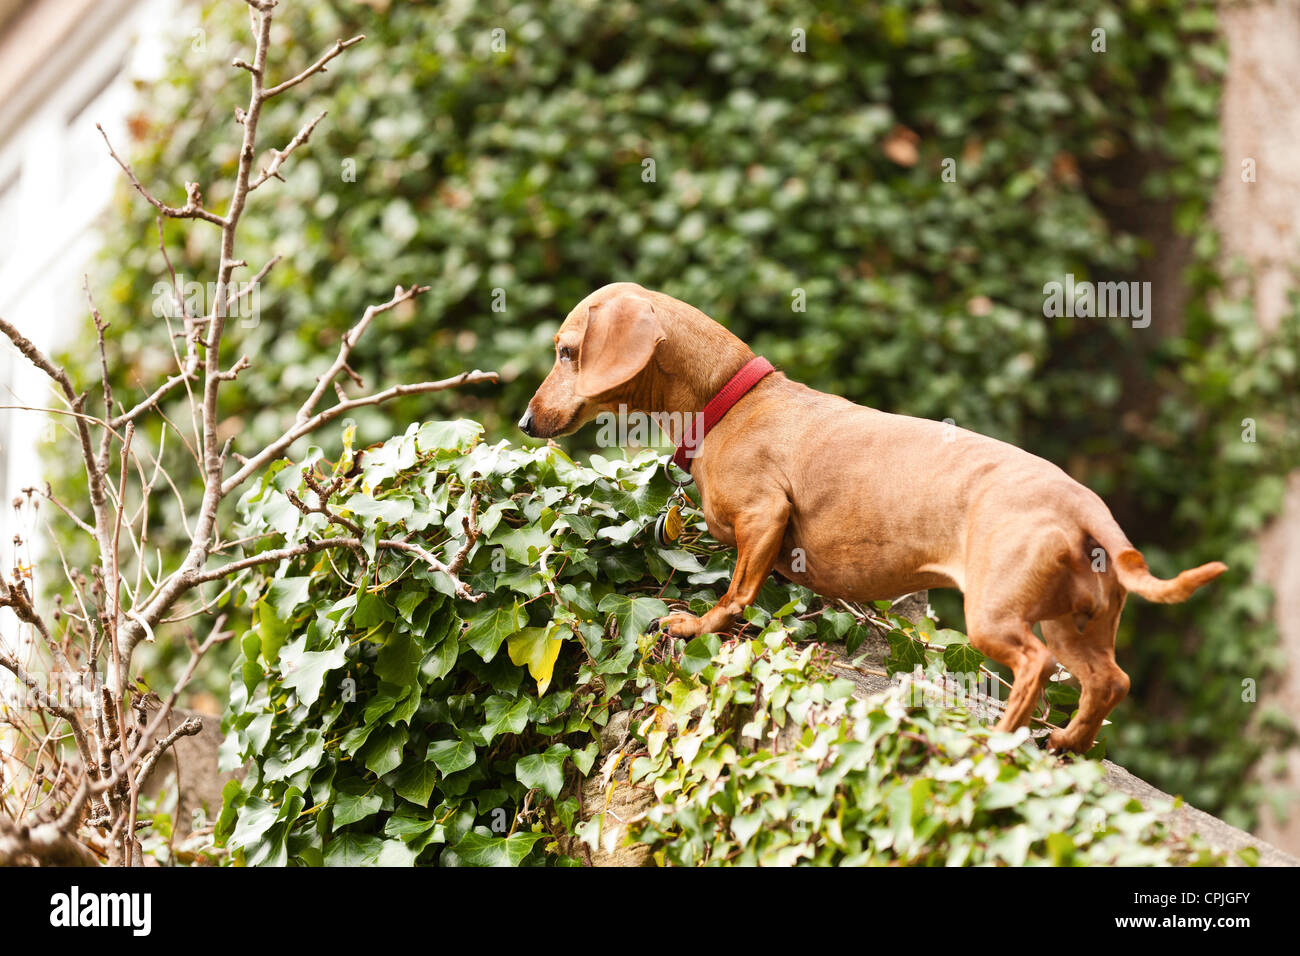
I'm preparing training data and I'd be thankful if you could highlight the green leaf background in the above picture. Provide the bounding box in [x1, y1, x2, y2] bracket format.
[46, 0, 1298, 832]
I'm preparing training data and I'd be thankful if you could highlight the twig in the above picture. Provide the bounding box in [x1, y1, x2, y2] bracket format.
[249, 111, 326, 190]
[224, 366, 498, 496]
[261, 35, 365, 99]
[97, 126, 226, 227]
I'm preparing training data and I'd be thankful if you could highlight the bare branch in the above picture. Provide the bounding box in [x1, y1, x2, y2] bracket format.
[228, 254, 280, 309]
[262, 35, 365, 99]
[187, 537, 362, 585]
[97, 126, 227, 227]
[380, 538, 484, 602]
[87, 617, 232, 801]
[298, 283, 428, 423]
[0, 815, 98, 866]
[188, 531, 483, 602]
[133, 716, 203, 788]
[0, 0, 495, 867]
[288, 472, 364, 537]
[215, 354, 251, 382]
[110, 370, 197, 428]
[120, 5, 280, 658]
[85, 279, 114, 471]
[0, 643, 96, 788]
[224, 368, 498, 496]
[0, 318, 84, 407]
[0, 319, 118, 652]
[30, 483, 96, 538]
[249, 111, 326, 190]
[448, 494, 481, 575]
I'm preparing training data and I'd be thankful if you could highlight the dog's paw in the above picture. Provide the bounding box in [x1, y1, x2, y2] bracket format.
[654, 611, 704, 638]
[1046, 729, 1086, 755]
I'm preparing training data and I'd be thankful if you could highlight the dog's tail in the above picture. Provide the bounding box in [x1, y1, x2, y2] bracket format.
[1082, 507, 1227, 604]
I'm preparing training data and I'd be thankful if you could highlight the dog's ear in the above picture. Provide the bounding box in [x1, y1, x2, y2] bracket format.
[575, 294, 665, 398]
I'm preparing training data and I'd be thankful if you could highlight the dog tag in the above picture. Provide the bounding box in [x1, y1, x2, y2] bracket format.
[655, 504, 683, 547]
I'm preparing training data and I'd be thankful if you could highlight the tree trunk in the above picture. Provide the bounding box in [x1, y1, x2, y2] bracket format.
[1214, 0, 1300, 855]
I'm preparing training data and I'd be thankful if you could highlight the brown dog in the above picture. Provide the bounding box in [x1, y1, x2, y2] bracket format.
[519, 282, 1227, 752]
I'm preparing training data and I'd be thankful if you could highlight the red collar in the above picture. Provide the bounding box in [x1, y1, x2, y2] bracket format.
[671, 357, 775, 473]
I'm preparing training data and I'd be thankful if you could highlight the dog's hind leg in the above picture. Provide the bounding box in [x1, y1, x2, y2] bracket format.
[961, 530, 1063, 733]
[1039, 601, 1129, 754]
[962, 605, 1056, 733]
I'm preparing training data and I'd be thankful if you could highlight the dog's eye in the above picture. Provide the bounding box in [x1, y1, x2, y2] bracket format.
[558, 346, 573, 362]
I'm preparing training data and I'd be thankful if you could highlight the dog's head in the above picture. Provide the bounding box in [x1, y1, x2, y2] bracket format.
[518, 283, 665, 439]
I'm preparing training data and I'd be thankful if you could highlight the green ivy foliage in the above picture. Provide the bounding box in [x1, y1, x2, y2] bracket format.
[220, 425, 1233, 866]
[57, 0, 1299, 824]
[632, 639, 1227, 866]
[219, 423, 683, 865]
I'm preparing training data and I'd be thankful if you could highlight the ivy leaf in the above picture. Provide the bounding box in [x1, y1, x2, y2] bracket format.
[354, 590, 395, 628]
[376, 839, 420, 867]
[343, 492, 415, 526]
[563, 513, 598, 539]
[816, 608, 856, 641]
[655, 548, 706, 573]
[844, 624, 870, 656]
[942, 642, 986, 675]
[507, 625, 565, 695]
[416, 419, 483, 453]
[427, 737, 476, 775]
[571, 741, 599, 777]
[515, 744, 569, 799]
[597, 520, 641, 545]
[362, 724, 409, 777]
[885, 631, 927, 676]
[462, 601, 524, 662]
[929, 628, 969, 648]
[265, 575, 311, 616]
[597, 593, 668, 642]
[393, 761, 439, 807]
[450, 830, 546, 867]
[422, 628, 461, 681]
[395, 586, 439, 627]
[609, 482, 669, 521]
[384, 812, 437, 843]
[386, 686, 422, 727]
[481, 695, 532, 743]
[229, 796, 278, 851]
[280, 638, 347, 708]
[323, 832, 386, 867]
[257, 576, 311, 661]
[597, 550, 646, 584]
[681, 634, 722, 675]
[255, 598, 291, 665]
[375, 630, 422, 687]
[214, 779, 244, 845]
[493, 524, 553, 564]
[333, 787, 384, 827]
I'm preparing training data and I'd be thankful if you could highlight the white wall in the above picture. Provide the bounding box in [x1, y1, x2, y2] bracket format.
[0, 0, 183, 572]
[0, 0, 181, 718]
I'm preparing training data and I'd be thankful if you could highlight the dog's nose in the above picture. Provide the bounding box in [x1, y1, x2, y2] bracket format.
[518, 408, 536, 437]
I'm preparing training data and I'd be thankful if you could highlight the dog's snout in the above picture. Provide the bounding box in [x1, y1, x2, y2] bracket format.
[518, 408, 536, 437]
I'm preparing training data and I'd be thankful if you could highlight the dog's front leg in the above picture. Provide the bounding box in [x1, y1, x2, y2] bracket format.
[658, 498, 791, 638]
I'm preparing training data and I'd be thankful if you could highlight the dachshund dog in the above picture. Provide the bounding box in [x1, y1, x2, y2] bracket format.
[519, 282, 1226, 752]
